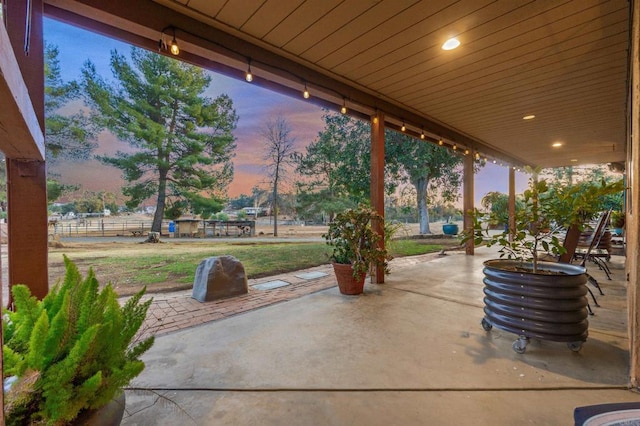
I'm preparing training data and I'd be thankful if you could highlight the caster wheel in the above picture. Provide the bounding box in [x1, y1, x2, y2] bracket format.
[481, 317, 493, 331]
[567, 341, 583, 352]
[513, 338, 528, 354]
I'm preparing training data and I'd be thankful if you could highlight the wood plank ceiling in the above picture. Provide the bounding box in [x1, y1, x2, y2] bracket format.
[151, 0, 630, 168]
[47, 0, 631, 168]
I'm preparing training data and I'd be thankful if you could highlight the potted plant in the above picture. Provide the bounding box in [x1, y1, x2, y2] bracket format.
[442, 217, 459, 235]
[464, 169, 623, 353]
[3, 256, 154, 425]
[323, 205, 391, 295]
[611, 210, 625, 236]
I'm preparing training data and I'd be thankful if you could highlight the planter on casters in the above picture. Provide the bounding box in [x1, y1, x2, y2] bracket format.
[480, 259, 589, 354]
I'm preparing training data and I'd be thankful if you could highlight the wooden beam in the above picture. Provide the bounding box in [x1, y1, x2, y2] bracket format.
[0, 18, 45, 159]
[370, 111, 385, 283]
[5, 0, 49, 302]
[464, 152, 474, 255]
[627, 0, 640, 388]
[508, 168, 516, 242]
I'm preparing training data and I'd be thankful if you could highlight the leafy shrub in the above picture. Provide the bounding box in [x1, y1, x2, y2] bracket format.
[3, 256, 154, 425]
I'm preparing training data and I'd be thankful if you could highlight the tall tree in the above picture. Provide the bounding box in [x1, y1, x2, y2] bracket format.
[82, 48, 238, 232]
[385, 132, 465, 234]
[294, 112, 397, 221]
[45, 43, 98, 162]
[260, 114, 296, 236]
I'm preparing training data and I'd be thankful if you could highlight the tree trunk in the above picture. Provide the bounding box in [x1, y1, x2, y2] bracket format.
[273, 175, 278, 237]
[152, 172, 167, 232]
[414, 177, 431, 234]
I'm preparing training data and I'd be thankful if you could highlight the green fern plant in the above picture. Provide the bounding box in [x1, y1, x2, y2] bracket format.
[3, 255, 154, 425]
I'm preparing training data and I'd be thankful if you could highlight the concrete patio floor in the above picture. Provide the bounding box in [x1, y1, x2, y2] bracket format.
[121, 247, 639, 425]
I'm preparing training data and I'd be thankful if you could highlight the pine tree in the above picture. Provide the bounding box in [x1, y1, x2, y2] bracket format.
[82, 47, 238, 231]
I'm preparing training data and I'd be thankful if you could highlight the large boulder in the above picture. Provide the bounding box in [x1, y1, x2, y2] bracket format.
[192, 255, 248, 302]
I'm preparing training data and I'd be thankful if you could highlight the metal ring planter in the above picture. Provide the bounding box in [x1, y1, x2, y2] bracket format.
[481, 259, 589, 354]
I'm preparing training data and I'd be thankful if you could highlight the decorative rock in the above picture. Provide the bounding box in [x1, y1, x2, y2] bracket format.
[192, 256, 248, 302]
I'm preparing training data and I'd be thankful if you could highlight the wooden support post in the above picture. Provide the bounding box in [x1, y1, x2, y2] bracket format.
[508, 167, 516, 242]
[627, 0, 640, 388]
[5, 0, 49, 302]
[370, 111, 385, 283]
[463, 151, 474, 255]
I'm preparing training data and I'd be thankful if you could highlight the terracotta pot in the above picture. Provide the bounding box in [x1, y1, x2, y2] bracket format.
[73, 392, 126, 426]
[332, 262, 366, 295]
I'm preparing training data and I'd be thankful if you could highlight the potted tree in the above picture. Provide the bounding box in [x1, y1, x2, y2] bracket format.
[3, 256, 154, 425]
[323, 205, 391, 295]
[464, 169, 623, 353]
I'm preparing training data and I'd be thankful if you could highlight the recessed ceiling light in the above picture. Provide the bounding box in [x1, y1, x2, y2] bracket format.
[570, 159, 578, 162]
[552, 142, 563, 148]
[442, 37, 460, 50]
[522, 115, 535, 120]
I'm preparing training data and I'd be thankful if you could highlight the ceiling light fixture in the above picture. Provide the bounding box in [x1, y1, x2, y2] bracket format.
[442, 37, 460, 50]
[522, 114, 535, 120]
[341, 99, 347, 114]
[303, 83, 310, 99]
[552, 142, 563, 148]
[245, 59, 253, 82]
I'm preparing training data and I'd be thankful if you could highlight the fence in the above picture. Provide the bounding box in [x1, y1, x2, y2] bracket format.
[48, 219, 259, 238]
[49, 219, 159, 238]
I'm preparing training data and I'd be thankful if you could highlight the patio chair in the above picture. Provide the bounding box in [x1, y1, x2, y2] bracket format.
[572, 210, 613, 288]
[553, 210, 611, 315]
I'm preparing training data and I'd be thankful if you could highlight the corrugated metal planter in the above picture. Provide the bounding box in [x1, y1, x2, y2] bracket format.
[481, 259, 589, 353]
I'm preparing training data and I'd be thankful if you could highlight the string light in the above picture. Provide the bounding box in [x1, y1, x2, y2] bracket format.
[303, 83, 310, 99]
[341, 99, 347, 114]
[159, 26, 180, 56]
[452, 144, 457, 151]
[420, 128, 425, 140]
[438, 138, 443, 146]
[245, 59, 253, 82]
[401, 121, 406, 132]
[464, 149, 470, 155]
[475, 153, 480, 160]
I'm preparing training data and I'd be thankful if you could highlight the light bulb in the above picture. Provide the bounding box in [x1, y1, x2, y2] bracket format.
[341, 99, 347, 114]
[438, 139, 443, 146]
[452, 144, 457, 151]
[170, 38, 179, 55]
[420, 131, 425, 140]
[303, 84, 310, 99]
[401, 122, 406, 132]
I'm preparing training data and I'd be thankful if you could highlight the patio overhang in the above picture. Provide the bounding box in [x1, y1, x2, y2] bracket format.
[44, 0, 630, 169]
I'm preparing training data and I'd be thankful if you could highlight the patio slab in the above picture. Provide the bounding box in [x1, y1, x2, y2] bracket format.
[122, 248, 639, 425]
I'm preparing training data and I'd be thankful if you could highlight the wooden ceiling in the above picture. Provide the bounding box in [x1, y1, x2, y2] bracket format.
[46, 0, 631, 168]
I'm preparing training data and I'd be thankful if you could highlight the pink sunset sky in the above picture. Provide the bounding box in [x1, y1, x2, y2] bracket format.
[45, 18, 528, 207]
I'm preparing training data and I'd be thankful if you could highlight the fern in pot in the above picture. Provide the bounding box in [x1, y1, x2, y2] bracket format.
[3, 256, 154, 425]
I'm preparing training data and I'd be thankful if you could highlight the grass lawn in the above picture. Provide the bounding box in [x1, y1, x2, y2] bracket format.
[49, 238, 462, 296]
